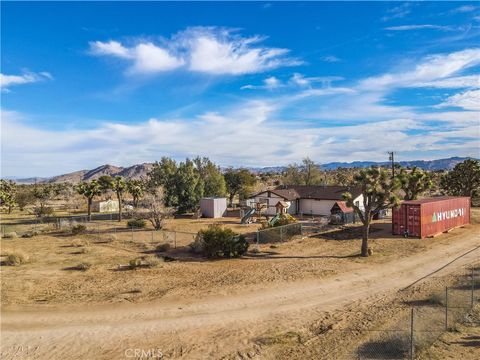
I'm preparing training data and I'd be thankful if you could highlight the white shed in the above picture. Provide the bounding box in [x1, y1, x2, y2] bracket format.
[92, 199, 119, 213]
[200, 197, 227, 218]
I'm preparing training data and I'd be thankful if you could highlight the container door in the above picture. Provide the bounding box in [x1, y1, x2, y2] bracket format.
[407, 205, 420, 237]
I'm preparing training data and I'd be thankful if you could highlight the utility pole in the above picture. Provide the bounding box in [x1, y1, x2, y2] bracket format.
[388, 151, 395, 179]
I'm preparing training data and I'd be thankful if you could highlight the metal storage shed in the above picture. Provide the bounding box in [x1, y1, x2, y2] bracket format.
[200, 197, 227, 218]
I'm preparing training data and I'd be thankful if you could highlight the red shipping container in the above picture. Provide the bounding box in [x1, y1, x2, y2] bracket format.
[392, 196, 470, 238]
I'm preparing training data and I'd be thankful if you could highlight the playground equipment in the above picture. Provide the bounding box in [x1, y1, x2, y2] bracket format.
[241, 208, 256, 224]
[268, 213, 281, 226]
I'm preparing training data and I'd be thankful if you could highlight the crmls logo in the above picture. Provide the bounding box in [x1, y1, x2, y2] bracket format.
[432, 208, 465, 223]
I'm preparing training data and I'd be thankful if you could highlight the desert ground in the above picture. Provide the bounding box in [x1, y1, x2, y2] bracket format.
[1, 209, 479, 359]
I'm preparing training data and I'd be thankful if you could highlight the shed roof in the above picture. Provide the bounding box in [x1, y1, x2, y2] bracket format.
[332, 201, 354, 213]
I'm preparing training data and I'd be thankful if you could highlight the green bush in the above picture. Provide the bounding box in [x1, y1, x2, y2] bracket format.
[127, 218, 146, 229]
[71, 224, 87, 235]
[195, 224, 249, 258]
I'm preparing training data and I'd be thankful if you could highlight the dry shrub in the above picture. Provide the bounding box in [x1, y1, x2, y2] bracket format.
[5, 251, 30, 266]
[71, 239, 86, 247]
[427, 292, 445, 306]
[71, 224, 87, 235]
[145, 255, 162, 268]
[156, 243, 171, 253]
[129, 258, 142, 269]
[3, 232, 18, 239]
[75, 262, 92, 271]
[77, 246, 91, 254]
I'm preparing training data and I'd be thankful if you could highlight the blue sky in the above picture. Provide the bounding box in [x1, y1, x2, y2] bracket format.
[1, 1, 479, 177]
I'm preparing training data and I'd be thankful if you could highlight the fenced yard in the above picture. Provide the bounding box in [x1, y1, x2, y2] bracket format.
[336, 265, 480, 359]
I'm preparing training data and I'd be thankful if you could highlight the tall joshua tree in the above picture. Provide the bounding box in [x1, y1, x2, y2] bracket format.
[398, 167, 433, 200]
[126, 179, 146, 208]
[111, 176, 127, 221]
[343, 167, 400, 257]
[76, 180, 102, 221]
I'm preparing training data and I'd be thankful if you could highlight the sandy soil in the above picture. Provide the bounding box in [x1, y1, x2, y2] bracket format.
[1, 212, 479, 359]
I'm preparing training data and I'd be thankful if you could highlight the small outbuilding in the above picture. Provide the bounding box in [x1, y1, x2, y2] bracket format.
[92, 199, 119, 213]
[330, 201, 356, 224]
[200, 197, 228, 218]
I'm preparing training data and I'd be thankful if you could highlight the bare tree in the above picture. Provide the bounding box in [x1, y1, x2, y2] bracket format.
[137, 193, 173, 230]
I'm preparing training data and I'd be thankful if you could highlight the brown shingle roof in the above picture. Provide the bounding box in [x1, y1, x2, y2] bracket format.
[251, 185, 362, 201]
[277, 185, 362, 201]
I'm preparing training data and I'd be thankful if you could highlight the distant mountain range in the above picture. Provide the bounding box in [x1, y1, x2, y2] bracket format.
[10, 157, 475, 184]
[247, 156, 475, 173]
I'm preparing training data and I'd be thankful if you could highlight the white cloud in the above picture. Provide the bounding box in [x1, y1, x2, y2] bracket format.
[413, 75, 480, 89]
[90, 40, 184, 74]
[89, 27, 299, 76]
[241, 76, 282, 90]
[382, 3, 413, 22]
[437, 89, 480, 110]
[290, 73, 343, 87]
[385, 24, 452, 31]
[359, 48, 480, 90]
[321, 55, 341, 62]
[451, 5, 476, 14]
[3, 97, 478, 177]
[241, 73, 344, 91]
[89, 40, 131, 58]
[0, 72, 52, 92]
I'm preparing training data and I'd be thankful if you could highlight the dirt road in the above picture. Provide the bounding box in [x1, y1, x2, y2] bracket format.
[2, 232, 479, 359]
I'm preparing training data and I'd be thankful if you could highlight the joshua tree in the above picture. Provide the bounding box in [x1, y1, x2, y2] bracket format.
[126, 179, 146, 207]
[111, 176, 127, 221]
[343, 167, 400, 257]
[397, 167, 433, 200]
[76, 180, 102, 221]
[440, 159, 480, 198]
[0, 179, 17, 213]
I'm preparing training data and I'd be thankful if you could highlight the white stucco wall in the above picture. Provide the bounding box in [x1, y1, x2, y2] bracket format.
[299, 199, 336, 216]
[249, 191, 363, 216]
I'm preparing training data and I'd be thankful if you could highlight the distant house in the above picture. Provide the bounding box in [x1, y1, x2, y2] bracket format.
[247, 185, 364, 216]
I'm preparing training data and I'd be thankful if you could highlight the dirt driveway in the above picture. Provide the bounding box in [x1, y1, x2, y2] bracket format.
[2, 228, 479, 359]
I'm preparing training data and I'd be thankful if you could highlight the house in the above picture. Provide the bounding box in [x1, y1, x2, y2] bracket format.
[247, 185, 364, 216]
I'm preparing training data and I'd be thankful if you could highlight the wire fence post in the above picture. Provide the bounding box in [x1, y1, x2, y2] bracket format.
[280, 226, 283, 242]
[410, 307, 414, 360]
[131, 226, 134, 242]
[300, 223, 303, 236]
[445, 286, 448, 331]
[256, 231, 259, 246]
[472, 267, 475, 309]
[174, 232, 177, 249]
[151, 229, 154, 244]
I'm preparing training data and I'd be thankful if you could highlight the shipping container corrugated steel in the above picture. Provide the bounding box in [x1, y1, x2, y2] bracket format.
[392, 197, 470, 238]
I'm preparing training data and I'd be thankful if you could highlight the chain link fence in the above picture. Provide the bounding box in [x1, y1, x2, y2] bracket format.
[332, 265, 480, 359]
